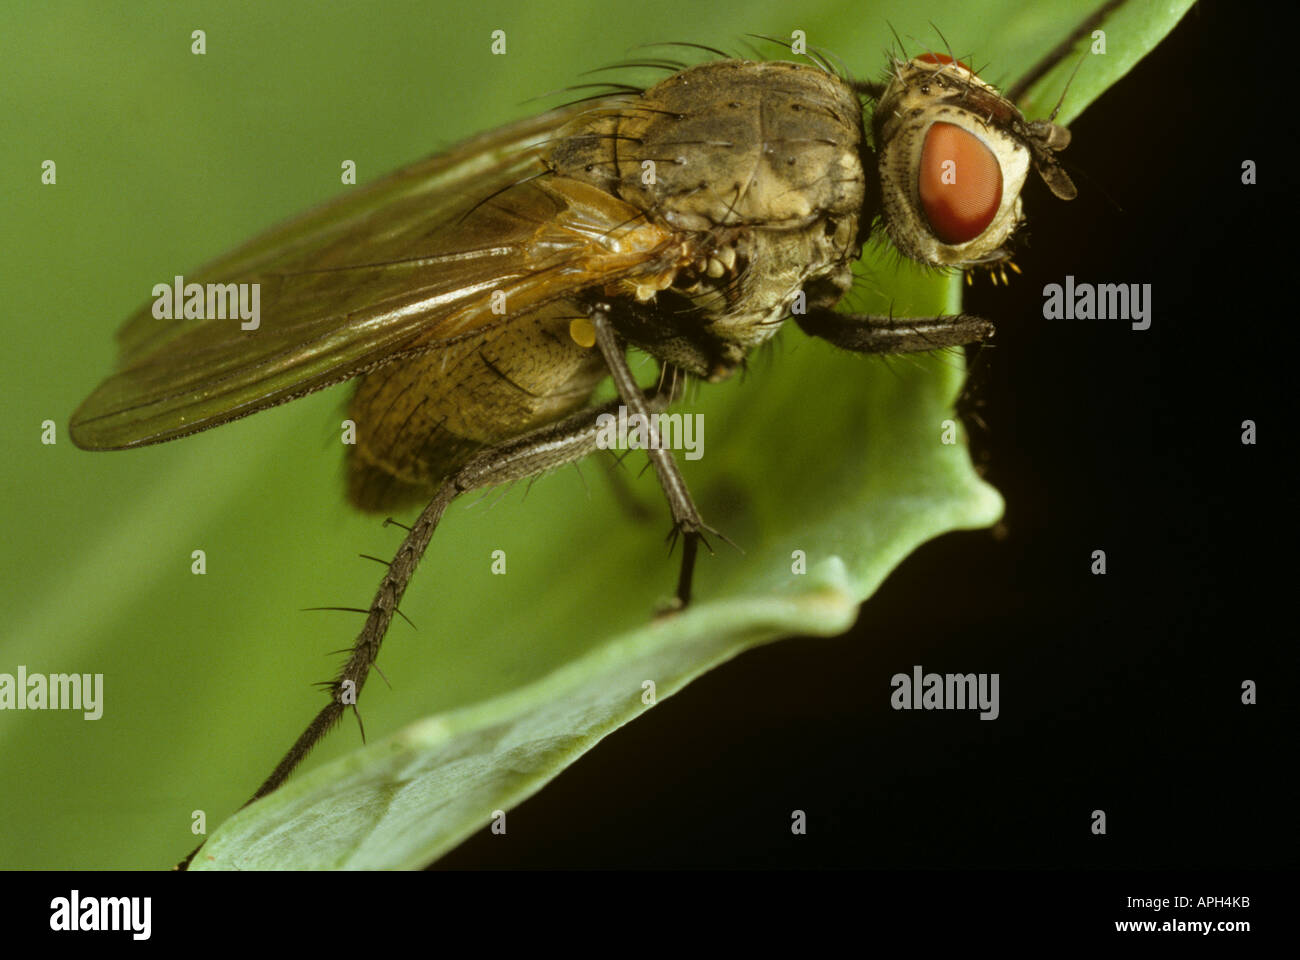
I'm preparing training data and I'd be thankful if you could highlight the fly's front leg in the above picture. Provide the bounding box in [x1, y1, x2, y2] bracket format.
[796, 307, 994, 354]
[587, 302, 716, 610]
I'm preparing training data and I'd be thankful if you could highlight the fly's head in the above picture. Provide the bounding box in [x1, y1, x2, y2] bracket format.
[870, 52, 1077, 270]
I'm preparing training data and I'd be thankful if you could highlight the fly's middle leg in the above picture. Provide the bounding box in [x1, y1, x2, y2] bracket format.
[587, 301, 723, 611]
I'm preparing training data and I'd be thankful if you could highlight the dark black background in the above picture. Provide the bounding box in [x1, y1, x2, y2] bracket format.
[438, 2, 1297, 869]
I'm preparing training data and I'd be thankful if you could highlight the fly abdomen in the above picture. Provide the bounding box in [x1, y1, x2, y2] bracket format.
[346, 301, 607, 511]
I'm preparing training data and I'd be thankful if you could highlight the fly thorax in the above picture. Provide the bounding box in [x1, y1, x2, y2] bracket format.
[549, 59, 868, 368]
[553, 60, 865, 229]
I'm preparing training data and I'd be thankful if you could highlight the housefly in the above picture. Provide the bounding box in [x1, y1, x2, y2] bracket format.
[68, 29, 1087, 864]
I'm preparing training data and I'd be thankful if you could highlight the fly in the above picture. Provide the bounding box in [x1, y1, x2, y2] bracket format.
[68, 27, 1094, 867]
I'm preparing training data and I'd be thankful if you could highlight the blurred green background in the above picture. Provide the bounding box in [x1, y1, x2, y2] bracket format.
[1, 0, 1133, 868]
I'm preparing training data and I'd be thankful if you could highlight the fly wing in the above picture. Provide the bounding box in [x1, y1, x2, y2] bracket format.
[70, 98, 679, 450]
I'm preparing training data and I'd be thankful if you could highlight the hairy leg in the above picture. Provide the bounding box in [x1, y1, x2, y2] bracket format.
[178, 389, 669, 868]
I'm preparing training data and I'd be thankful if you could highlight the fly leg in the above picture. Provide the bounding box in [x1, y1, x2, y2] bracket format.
[177, 390, 670, 868]
[258, 390, 674, 801]
[600, 363, 688, 524]
[795, 307, 995, 354]
[587, 302, 719, 611]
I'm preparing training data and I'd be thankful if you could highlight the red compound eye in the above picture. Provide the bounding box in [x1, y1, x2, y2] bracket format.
[917, 52, 972, 72]
[918, 122, 1003, 244]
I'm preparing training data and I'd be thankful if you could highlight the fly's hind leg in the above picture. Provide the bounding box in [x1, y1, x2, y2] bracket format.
[178, 405, 656, 870]
[247, 392, 668, 803]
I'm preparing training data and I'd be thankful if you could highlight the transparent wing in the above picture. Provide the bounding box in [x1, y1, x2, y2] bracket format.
[70, 99, 677, 449]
